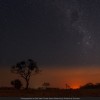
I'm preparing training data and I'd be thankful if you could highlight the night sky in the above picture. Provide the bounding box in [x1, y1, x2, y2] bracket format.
[1, 0, 100, 88]
[0, 0, 100, 67]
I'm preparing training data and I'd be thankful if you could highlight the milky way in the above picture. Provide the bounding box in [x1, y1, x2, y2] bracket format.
[63, 0, 98, 65]
[69, 3, 94, 47]
[0, 0, 100, 66]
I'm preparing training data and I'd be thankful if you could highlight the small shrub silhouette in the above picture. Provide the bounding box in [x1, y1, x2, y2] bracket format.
[42, 82, 50, 89]
[11, 79, 22, 89]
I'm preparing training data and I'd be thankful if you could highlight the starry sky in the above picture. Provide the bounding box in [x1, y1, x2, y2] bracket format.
[0, 0, 100, 67]
[1, 0, 100, 89]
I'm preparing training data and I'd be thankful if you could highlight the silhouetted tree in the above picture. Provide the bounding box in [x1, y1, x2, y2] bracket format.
[11, 59, 39, 90]
[42, 82, 50, 89]
[80, 83, 95, 89]
[11, 79, 22, 89]
[65, 83, 70, 89]
[80, 83, 100, 89]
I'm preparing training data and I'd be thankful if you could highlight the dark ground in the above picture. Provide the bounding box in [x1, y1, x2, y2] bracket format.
[0, 88, 100, 97]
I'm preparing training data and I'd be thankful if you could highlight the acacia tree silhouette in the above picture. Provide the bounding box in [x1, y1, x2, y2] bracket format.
[11, 59, 39, 90]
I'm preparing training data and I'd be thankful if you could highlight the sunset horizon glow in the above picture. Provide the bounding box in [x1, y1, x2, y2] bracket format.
[0, 65, 100, 89]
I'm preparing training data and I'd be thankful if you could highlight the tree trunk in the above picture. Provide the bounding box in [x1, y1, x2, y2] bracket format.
[25, 79, 29, 90]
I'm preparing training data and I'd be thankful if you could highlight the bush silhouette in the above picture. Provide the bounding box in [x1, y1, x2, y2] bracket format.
[95, 83, 100, 88]
[80, 83, 100, 89]
[11, 79, 22, 89]
[42, 82, 50, 89]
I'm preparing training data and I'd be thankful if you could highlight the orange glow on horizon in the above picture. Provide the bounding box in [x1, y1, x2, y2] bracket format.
[0, 66, 100, 89]
[71, 84, 80, 89]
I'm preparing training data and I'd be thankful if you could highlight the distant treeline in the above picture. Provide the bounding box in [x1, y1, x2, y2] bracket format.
[80, 83, 100, 89]
[1, 82, 100, 90]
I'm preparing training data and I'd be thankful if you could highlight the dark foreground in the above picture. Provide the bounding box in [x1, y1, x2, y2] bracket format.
[0, 88, 100, 97]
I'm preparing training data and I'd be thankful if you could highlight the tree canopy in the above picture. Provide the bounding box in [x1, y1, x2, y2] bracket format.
[11, 59, 39, 89]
